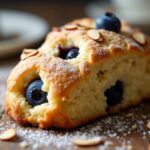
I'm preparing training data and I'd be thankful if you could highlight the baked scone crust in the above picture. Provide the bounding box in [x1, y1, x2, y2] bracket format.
[6, 18, 150, 129]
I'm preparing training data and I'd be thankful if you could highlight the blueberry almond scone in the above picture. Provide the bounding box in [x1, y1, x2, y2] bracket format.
[5, 13, 150, 129]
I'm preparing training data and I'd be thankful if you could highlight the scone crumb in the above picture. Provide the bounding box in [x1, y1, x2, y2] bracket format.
[132, 32, 146, 45]
[87, 29, 103, 42]
[131, 124, 137, 129]
[125, 113, 133, 117]
[126, 144, 133, 150]
[21, 49, 39, 60]
[146, 121, 150, 130]
[19, 141, 29, 148]
[73, 137, 104, 147]
[0, 128, 16, 141]
[128, 131, 131, 134]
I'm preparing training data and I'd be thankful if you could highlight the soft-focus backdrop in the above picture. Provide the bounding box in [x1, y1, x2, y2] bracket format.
[1, 0, 150, 26]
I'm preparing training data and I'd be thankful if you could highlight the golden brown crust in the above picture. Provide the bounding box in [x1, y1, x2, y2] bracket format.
[5, 17, 150, 129]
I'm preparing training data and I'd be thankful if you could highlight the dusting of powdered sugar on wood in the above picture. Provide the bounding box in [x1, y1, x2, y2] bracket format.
[0, 102, 149, 150]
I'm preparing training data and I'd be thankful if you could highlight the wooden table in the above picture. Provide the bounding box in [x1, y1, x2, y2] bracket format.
[0, 57, 150, 150]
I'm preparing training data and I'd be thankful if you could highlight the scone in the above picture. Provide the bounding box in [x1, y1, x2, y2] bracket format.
[5, 12, 150, 129]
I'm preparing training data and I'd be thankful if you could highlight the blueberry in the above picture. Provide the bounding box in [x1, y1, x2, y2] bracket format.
[26, 79, 48, 106]
[59, 47, 79, 60]
[104, 81, 123, 106]
[96, 12, 121, 33]
[66, 48, 79, 59]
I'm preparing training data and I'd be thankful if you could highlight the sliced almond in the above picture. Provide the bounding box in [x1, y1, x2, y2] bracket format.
[87, 30, 100, 40]
[21, 50, 39, 60]
[64, 24, 77, 30]
[74, 137, 104, 147]
[147, 121, 150, 130]
[132, 32, 146, 45]
[22, 49, 34, 54]
[87, 30, 103, 42]
[0, 128, 16, 141]
[127, 43, 143, 51]
[76, 23, 92, 30]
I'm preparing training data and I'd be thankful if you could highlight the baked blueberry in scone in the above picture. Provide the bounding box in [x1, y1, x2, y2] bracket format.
[5, 12, 150, 129]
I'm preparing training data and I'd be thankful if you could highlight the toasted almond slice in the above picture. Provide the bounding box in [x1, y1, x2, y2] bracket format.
[74, 137, 104, 147]
[64, 24, 77, 30]
[87, 30, 104, 42]
[127, 43, 143, 51]
[147, 121, 150, 130]
[22, 49, 34, 54]
[132, 32, 146, 45]
[76, 23, 92, 30]
[97, 34, 104, 42]
[87, 30, 100, 40]
[21, 50, 39, 60]
[0, 128, 16, 141]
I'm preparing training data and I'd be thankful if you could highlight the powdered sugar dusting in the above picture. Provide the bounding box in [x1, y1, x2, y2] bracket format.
[0, 102, 149, 150]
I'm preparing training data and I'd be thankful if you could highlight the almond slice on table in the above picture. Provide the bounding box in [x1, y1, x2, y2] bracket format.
[73, 137, 104, 147]
[0, 128, 16, 141]
[132, 32, 146, 45]
[87, 30, 104, 42]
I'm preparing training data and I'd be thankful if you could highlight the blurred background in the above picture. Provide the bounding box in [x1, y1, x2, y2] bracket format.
[0, 0, 150, 59]
[0, 0, 150, 109]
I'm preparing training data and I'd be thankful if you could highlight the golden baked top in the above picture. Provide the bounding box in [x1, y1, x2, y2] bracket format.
[39, 18, 150, 63]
